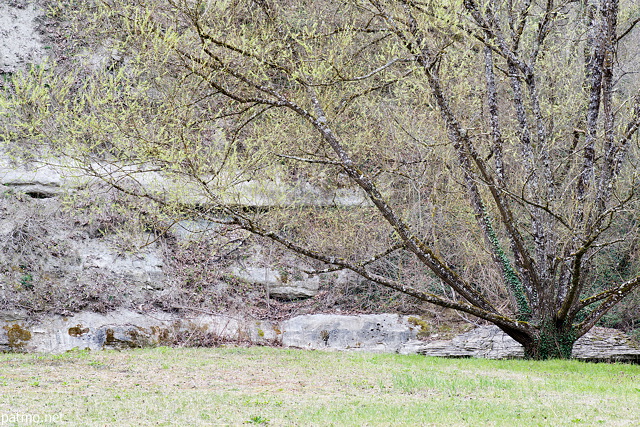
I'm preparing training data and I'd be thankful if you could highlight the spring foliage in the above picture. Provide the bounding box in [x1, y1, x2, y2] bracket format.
[2, 0, 640, 358]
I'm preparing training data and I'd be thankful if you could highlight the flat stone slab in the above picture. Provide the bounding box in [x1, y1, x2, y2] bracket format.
[417, 325, 523, 359]
[0, 163, 64, 198]
[231, 266, 320, 300]
[572, 327, 640, 361]
[281, 313, 418, 353]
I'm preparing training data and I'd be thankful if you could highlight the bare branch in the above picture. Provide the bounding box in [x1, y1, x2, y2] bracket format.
[575, 274, 640, 337]
[617, 16, 640, 43]
[333, 58, 403, 82]
[274, 154, 342, 166]
[236, 213, 531, 335]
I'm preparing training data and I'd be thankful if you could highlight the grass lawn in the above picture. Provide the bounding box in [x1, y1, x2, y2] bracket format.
[0, 346, 639, 426]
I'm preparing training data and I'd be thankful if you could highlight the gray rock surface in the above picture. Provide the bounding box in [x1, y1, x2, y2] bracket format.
[0, 157, 370, 208]
[79, 240, 165, 287]
[0, 309, 280, 353]
[170, 220, 222, 241]
[281, 313, 419, 352]
[2, 312, 639, 361]
[0, 196, 167, 286]
[231, 266, 320, 300]
[0, 164, 63, 198]
[572, 327, 640, 361]
[0, 309, 28, 322]
[0, 0, 45, 74]
[418, 326, 524, 359]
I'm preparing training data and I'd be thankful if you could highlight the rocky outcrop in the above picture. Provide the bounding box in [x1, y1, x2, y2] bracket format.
[79, 239, 165, 287]
[0, 156, 370, 209]
[1, 312, 639, 361]
[0, 193, 168, 314]
[0, 311, 418, 353]
[231, 266, 320, 300]
[0, 164, 64, 198]
[0, 309, 280, 353]
[417, 325, 640, 362]
[281, 314, 419, 353]
[572, 327, 640, 362]
[417, 326, 523, 359]
[0, 0, 44, 74]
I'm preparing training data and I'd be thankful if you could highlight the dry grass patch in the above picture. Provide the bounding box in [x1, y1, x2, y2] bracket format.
[0, 347, 639, 425]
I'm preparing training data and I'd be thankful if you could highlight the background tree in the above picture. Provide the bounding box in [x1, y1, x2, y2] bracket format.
[2, 0, 640, 358]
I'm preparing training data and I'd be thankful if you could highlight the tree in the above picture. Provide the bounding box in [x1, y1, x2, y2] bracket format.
[2, 0, 640, 359]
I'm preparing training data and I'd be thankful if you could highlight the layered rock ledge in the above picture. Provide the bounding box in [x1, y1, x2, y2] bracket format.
[2, 312, 639, 362]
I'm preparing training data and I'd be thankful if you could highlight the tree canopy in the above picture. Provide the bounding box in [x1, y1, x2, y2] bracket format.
[2, 0, 640, 358]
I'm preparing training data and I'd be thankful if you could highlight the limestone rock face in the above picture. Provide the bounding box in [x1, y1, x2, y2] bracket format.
[79, 240, 165, 288]
[0, 193, 168, 314]
[572, 327, 640, 361]
[0, 312, 421, 354]
[0, 309, 280, 353]
[2, 312, 639, 361]
[0, 0, 44, 74]
[0, 164, 64, 198]
[281, 314, 418, 353]
[231, 266, 320, 300]
[418, 326, 524, 359]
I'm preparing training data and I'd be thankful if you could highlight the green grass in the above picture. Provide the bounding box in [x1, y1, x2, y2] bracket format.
[1, 346, 639, 426]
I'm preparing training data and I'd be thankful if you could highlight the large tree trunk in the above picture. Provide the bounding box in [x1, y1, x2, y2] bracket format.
[509, 323, 577, 360]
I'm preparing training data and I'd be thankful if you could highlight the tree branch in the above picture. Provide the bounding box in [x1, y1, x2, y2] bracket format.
[236, 213, 531, 335]
[575, 274, 640, 337]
